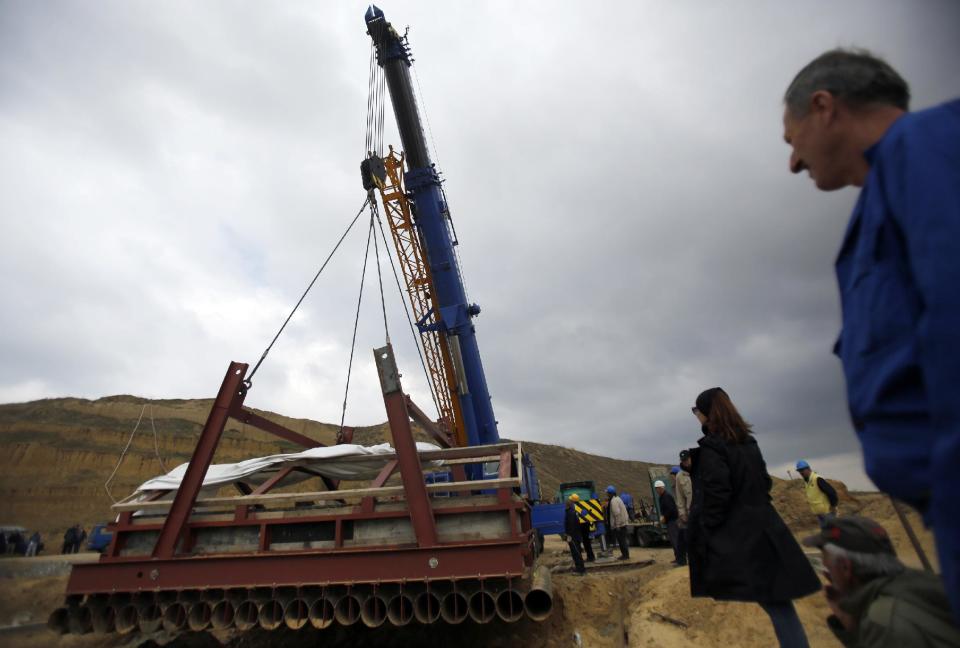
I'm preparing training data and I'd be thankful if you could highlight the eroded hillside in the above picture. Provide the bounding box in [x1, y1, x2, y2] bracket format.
[0, 396, 660, 542]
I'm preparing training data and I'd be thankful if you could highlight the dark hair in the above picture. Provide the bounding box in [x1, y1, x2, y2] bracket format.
[696, 387, 752, 443]
[784, 48, 909, 117]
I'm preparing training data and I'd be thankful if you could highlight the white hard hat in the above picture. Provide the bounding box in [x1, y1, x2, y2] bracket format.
[653, 480, 665, 488]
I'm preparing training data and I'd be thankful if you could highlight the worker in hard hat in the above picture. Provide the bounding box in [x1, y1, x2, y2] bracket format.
[605, 485, 630, 561]
[568, 493, 596, 563]
[656, 479, 684, 566]
[561, 493, 586, 575]
[796, 460, 839, 528]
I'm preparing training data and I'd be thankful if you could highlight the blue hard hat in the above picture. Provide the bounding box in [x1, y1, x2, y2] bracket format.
[670, 466, 681, 474]
[796, 459, 810, 470]
[605, 485, 616, 495]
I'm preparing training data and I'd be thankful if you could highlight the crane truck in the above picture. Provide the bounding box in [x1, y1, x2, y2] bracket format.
[50, 6, 550, 637]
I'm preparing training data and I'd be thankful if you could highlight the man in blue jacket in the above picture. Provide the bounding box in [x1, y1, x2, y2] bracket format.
[782, 48, 960, 621]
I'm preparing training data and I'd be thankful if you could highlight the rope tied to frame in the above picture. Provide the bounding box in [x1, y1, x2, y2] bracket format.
[104, 403, 168, 504]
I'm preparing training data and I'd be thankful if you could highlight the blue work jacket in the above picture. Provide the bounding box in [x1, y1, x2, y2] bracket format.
[833, 99, 960, 617]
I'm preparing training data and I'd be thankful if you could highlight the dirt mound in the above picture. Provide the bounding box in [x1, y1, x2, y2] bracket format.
[626, 562, 839, 647]
[770, 475, 859, 532]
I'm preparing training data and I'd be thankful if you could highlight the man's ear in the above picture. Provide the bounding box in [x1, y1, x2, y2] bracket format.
[810, 90, 836, 123]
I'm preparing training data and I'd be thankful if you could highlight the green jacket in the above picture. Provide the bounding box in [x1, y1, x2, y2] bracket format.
[829, 568, 960, 647]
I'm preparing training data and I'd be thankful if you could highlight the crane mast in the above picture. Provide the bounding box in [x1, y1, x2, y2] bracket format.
[365, 5, 499, 448]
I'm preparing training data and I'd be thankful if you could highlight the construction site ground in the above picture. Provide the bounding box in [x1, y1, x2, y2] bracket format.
[0, 398, 940, 647]
[0, 495, 938, 648]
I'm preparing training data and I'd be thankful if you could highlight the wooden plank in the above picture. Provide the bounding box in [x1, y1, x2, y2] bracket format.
[431, 455, 500, 467]
[419, 442, 518, 461]
[113, 477, 520, 513]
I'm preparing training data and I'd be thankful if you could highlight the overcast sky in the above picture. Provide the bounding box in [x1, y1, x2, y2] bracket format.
[2, 1, 958, 490]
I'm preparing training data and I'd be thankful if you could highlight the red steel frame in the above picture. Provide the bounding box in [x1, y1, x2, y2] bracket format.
[66, 345, 533, 596]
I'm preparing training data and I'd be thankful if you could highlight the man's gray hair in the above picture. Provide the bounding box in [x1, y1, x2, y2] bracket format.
[824, 542, 906, 582]
[784, 48, 910, 116]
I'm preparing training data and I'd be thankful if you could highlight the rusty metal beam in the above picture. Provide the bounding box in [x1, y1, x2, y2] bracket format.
[405, 395, 452, 448]
[375, 344, 437, 548]
[497, 449, 513, 504]
[360, 459, 398, 513]
[66, 542, 528, 594]
[235, 465, 296, 521]
[231, 407, 321, 450]
[229, 408, 341, 492]
[151, 362, 248, 559]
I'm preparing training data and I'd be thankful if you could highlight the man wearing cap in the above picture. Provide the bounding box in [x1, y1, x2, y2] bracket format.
[605, 485, 630, 561]
[562, 494, 586, 575]
[657, 479, 684, 567]
[804, 516, 960, 646]
[796, 460, 839, 528]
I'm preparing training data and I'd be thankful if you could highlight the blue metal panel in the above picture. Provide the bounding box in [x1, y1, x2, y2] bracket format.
[531, 503, 565, 536]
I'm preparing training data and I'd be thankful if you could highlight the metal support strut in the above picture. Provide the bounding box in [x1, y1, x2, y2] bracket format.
[374, 344, 438, 547]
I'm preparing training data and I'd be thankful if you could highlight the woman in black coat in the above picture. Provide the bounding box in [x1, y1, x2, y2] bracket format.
[686, 387, 820, 648]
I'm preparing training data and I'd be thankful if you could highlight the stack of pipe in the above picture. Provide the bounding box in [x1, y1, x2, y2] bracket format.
[48, 569, 554, 634]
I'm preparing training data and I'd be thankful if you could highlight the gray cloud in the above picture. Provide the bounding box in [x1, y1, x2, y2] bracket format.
[2, 0, 959, 488]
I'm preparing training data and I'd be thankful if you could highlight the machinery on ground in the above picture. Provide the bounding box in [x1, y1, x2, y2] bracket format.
[50, 6, 551, 637]
[531, 481, 607, 550]
[532, 476, 671, 549]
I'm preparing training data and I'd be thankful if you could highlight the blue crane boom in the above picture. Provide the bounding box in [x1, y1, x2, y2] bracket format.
[365, 5, 499, 449]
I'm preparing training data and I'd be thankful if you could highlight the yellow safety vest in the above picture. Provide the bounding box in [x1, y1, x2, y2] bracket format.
[804, 470, 832, 515]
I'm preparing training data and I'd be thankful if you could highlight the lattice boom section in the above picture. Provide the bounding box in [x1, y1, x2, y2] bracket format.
[379, 150, 466, 446]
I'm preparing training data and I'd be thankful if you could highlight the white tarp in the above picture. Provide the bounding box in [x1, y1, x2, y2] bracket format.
[134, 442, 442, 495]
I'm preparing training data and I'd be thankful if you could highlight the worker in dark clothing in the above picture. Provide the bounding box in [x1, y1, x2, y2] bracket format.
[9, 531, 26, 555]
[62, 526, 75, 554]
[562, 494, 586, 575]
[26, 531, 41, 557]
[796, 460, 839, 528]
[656, 479, 685, 566]
[569, 494, 596, 562]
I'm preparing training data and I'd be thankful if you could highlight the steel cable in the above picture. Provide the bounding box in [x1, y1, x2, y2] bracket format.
[338, 213, 376, 436]
[246, 198, 369, 386]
